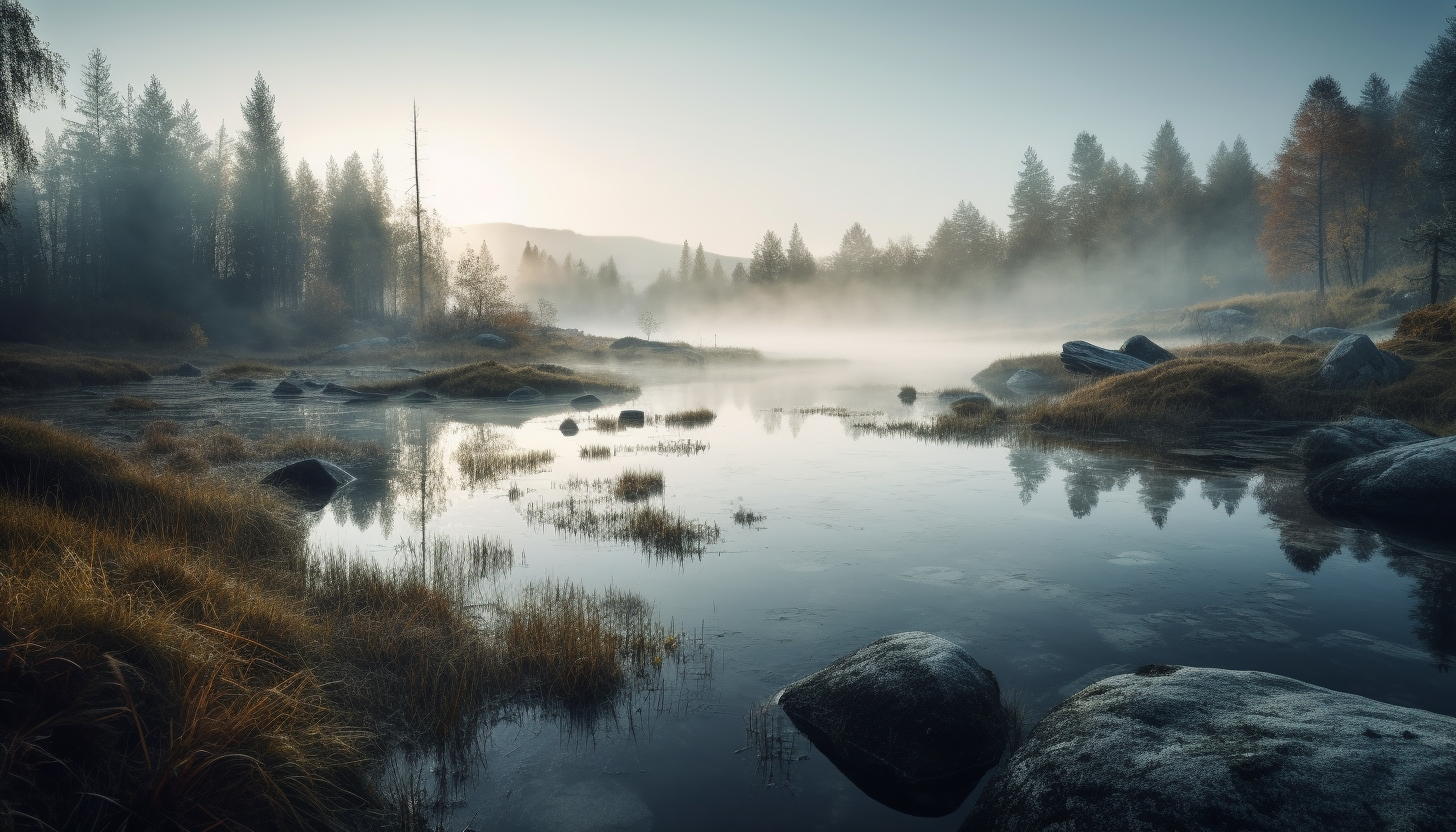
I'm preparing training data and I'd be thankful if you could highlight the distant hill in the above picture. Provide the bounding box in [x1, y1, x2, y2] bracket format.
[451, 222, 748, 287]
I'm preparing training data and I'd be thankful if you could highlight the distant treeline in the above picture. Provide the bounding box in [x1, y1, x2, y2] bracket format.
[3, 13, 1455, 342]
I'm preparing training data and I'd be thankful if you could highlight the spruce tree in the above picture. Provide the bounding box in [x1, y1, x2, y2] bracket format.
[1404, 15, 1456, 201]
[1063, 132, 1107, 257]
[1007, 147, 1059, 266]
[229, 73, 299, 308]
[692, 242, 709, 282]
[786, 223, 816, 280]
[749, 230, 787, 283]
[677, 240, 691, 282]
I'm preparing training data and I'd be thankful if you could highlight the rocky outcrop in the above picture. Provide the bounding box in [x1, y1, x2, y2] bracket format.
[506, 386, 543, 402]
[964, 665, 1456, 832]
[1061, 341, 1152, 376]
[1120, 335, 1176, 364]
[1305, 326, 1358, 342]
[1004, 369, 1050, 396]
[271, 380, 304, 396]
[1305, 434, 1456, 531]
[1293, 417, 1434, 470]
[260, 458, 355, 510]
[608, 337, 704, 362]
[1316, 334, 1412, 389]
[1201, 308, 1256, 332]
[572, 394, 603, 410]
[779, 632, 1010, 817]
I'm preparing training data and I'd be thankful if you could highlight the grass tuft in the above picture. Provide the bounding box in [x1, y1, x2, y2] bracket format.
[454, 426, 554, 485]
[614, 468, 665, 501]
[580, 444, 612, 460]
[664, 407, 717, 427]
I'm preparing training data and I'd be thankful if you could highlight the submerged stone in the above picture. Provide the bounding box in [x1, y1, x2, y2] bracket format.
[964, 665, 1456, 831]
[272, 380, 304, 396]
[506, 386, 544, 402]
[1061, 341, 1152, 376]
[572, 394, 603, 410]
[260, 458, 355, 510]
[321, 382, 385, 399]
[174, 362, 203, 377]
[1120, 334, 1177, 364]
[560, 418, 579, 435]
[618, 409, 646, 426]
[229, 379, 258, 390]
[779, 632, 1009, 817]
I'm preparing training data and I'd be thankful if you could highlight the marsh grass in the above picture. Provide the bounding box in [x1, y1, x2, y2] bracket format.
[0, 415, 692, 829]
[359, 360, 638, 399]
[454, 425, 554, 486]
[580, 444, 613, 459]
[743, 699, 804, 789]
[664, 407, 717, 427]
[207, 359, 285, 381]
[593, 415, 622, 433]
[614, 438, 710, 456]
[733, 506, 765, 526]
[108, 394, 158, 411]
[614, 468, 665, 501]
[0, 344, 152, 391]
[522, 497, 721, 561]
[137, 420, 385, 470]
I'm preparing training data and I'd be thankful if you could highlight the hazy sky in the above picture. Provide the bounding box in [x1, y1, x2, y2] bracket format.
[21, 1, 1454, 258]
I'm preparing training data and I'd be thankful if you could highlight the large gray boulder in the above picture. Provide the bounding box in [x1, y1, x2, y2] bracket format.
[779, 632, 1010, 817]
[1305, 434, 1456, 531]
[1061, 341, 1152, 376]
[1305, 326, 1358, 342]
[1004, 369, 1051, 396]
[1201, 308, 1256, 332]
[1120, 335, 1177, 364]
[272, 380, 304, 396]
[260, 458, 355, 510]
[1294, 417, 1434, 470]
[474, 333, 509, 348]
[1316, 334, 1412, 388]
[964, 665, 1456, 832]
[618, 409, 646, 426]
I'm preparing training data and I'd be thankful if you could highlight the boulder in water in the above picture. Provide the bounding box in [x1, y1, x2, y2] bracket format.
[321, 382, 383, 398]
[560, 418, 579, 435]
[1305, 434, 1456, 532]
[272, 380, 304, 396]
[260, 458, 355, 510]
[174, 362, 203, 377]
[1061, 341, 1152, 376]
[506, 386, 543, 402]
[964, 665, 1456, 832]
[949, 393, 994, 414]
[1119, 335, 1176, 364]
[1294, 416, 1434, 470]
[229, 379, 258, 390]
[572, 394, 603, 410]
[779, 632, 1010, 817]
[1316, 334, 1411, 389]
[618, 409, 646, 426]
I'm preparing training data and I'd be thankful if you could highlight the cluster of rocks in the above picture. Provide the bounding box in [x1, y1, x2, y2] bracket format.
[1060, 334, 1178, 376]
[1296, 415, 1452, 535]
[774, 632, 1456, 829]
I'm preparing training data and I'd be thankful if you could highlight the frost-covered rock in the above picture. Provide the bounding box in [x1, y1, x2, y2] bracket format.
[1004, 369, 1050, 396]
[1294, 417, 1433, 470]
[506, 386, 543, 402]
[779, 632, 1010, 817]
[260, 458, 355, 510]
[964, 665, 1456, 832]
[1201, 308, 1256, 331]
[1061, 341, 1152, 376]
[1305, 434, 1456, 530]
[1120, 334, 1177, 364]
[1316, 334, 1412, 388]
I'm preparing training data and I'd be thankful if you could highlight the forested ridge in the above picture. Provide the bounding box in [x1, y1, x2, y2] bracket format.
[2, 7, 1455, 344]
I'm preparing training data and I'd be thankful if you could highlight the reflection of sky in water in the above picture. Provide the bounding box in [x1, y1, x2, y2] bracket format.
[7, 350, 1453, 831]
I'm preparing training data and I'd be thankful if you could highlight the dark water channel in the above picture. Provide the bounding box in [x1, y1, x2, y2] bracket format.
[7, 347, 1455, 832]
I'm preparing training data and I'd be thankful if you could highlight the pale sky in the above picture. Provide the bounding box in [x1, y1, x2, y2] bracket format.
[21, 1, 1454, 258]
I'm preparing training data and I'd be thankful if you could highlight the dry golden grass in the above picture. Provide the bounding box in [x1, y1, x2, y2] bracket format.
[0, 343, 152, 391]
[1394, 301, 1456, 343]
[972, 352, 1083, 394]
[663, 407, 717, 427]
[523, 497, 721, 560]
[138, 421, 384, 470]
[614, 468, 665, 501]
[207, 359, 286, 380]
[1188, 286, 1397, 334]
[593, 415, 622, 433]
[108, 394, 158, 411]
[360, 360, 638, 399]
[0, 416, 684, 828]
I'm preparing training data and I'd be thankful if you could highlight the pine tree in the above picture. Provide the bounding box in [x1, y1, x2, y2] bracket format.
[730, 262, 748, 285]
[691, 242, 709, 282]
[597, 256, 620, 287]
[833, 222, 876, 277]
[1007, 147, 1060, 265]
[711, 258, 726, 285]
[1142, 121, 1201, 232]
[1063, 132, 1107, 257]
[786, 223, 816, 280]
[749, 230, 787, 283]
[1404, 15, 1456, 201]
[229, 74, 299, 307]
[1260, 76, 1359, 292]
[677, 240, 691, 282]
[926, 200, 1004, 283]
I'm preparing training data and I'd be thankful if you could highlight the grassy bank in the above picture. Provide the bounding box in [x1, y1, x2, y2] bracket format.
[360, 360, 639, 398]
[0, 416, 682, 829]
[0, 343, 153, 392]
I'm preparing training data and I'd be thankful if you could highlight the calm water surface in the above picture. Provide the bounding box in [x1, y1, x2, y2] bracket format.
[9, 337, 1454, 831]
